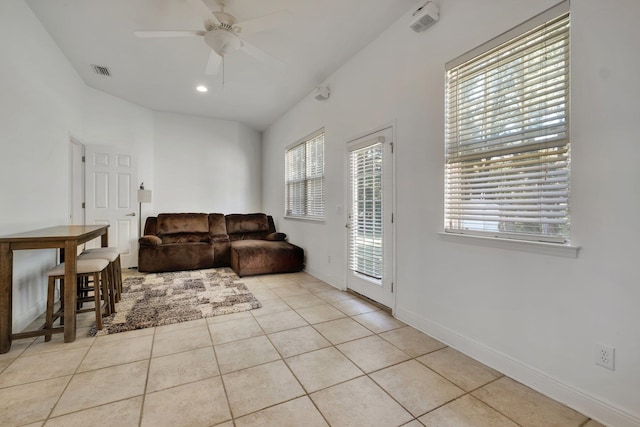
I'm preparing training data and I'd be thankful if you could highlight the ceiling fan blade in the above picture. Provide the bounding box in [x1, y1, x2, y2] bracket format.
[236, 11, 291, 35]
[241, 40, 285, 70]
[205, 50, 222, 75]
[134, 30, 205, 38]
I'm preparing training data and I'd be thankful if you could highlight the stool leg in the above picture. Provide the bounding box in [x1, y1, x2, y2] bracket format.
[101, 268, 114, 316]
[114, 255, 122, 301]
[59, 279, 65, 326]
[107, 262, 117, 309]
[45, 276, 56, 342]
[76, 276, 85, 311]
[93, 272, 103, 330]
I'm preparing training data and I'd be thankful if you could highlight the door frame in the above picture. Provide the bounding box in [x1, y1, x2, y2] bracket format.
[343, 122, 397, 312]
[69, 135, 85, 226]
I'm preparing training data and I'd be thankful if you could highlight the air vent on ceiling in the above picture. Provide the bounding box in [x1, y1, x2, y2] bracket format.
[91, 64, 111, 77]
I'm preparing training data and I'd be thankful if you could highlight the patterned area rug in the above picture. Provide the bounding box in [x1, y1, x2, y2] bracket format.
[89, 267, 261, 336]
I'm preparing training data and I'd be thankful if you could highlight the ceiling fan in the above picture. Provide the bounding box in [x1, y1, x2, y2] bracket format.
[135, 0, 287, 75]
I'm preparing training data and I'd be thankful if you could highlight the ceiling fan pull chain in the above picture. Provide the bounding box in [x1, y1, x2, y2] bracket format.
[222, 56, 225, 92]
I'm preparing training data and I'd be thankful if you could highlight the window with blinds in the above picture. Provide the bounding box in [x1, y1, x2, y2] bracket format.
[445, 4, 570, 243]
[285, 131, 325, 219]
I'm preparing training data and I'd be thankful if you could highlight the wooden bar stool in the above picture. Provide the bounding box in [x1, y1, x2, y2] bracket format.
[81, 247, 122, 303]
[45, 258, 110, 342]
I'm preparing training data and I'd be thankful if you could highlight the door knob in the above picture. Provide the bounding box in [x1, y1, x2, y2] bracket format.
[126, 212, 136, 216]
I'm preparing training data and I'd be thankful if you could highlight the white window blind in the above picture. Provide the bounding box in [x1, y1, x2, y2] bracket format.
[349, 142, 384, 281]
[285, 131, 325, 219]
[445, 7, 570, 243]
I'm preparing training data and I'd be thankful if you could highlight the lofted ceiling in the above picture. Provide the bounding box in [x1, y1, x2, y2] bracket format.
[25, 0, 417, 130]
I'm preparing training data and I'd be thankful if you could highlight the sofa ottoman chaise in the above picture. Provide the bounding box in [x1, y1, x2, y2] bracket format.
[138, 212, 304, 277]
[225, 213, 304, 277]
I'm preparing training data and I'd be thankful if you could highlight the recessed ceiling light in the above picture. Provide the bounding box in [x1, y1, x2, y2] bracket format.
[196, 85, 208, 93]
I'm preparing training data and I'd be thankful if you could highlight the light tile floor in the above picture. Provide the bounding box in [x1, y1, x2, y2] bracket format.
[0, 271, 606, 427]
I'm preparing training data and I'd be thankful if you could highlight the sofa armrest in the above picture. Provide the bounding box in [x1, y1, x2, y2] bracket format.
[139, 235, 162, 246]
[265, 232, 287, 241]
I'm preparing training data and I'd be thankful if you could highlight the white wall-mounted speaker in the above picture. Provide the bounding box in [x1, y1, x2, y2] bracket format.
[314, 86, 330, 101]
[410, 1, 439, 33]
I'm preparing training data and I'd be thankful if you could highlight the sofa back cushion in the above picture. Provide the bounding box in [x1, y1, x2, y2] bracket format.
[143, 216, 158, 236]
[157, 213, 209, 234]
[208, 213, 227, 237]
[225, 213, 272, 241]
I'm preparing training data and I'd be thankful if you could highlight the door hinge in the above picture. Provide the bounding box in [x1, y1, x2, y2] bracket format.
[390, 142, 394, 153]
[81, 155, 86, 162]
[82, 202, 86, 209]
[391, 213, 394, 223]
[391, 282, 394, 292]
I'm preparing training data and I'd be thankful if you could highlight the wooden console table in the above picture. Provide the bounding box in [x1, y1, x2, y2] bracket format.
[0, 225, 109, 353]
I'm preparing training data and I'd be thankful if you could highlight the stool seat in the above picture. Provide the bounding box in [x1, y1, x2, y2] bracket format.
[79, 251, 118, 262]
[47, 259, 109, 276]
[83, 247, 119, 255]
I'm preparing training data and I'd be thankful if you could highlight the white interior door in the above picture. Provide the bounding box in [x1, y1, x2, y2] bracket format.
[85, 145, 138, 268]
[347, 127, 394, 308]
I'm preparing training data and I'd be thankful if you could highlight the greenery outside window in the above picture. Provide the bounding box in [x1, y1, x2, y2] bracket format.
[444, 2, 570, 243]
[285, 130, 325, 219]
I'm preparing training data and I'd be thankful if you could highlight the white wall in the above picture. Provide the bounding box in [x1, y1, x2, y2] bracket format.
[262, 1, 640, 425]
[0, 0, 160, 332]
[1, 0, 262, 333]
[83, 87, 155, 192]
[0, 0, 86, 331]
[152, 112, 262, 215]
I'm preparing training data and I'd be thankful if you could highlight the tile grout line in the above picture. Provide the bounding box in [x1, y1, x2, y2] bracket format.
[43, 319, 100, 424]
[136, 324, 159, 427]
[296, 278, 587, 426]
[253, 287, 421, 425]
[206, 314, 236, 426]
[243, 277, 333, 424]
[247, 283, 334, 426]
[294, 291, 509, 425]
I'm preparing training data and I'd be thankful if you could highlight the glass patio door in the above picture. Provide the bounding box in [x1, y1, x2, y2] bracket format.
[347, 127, 394, 307]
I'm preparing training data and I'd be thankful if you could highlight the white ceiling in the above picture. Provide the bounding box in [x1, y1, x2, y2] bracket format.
[25, 0, 417, 130]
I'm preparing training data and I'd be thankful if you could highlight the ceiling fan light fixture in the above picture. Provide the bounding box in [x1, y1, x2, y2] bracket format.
[212, 11, 238, 29]
[204, 29, 242, 57]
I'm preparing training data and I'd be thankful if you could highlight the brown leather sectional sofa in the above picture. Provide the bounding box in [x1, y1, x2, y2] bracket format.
[138, 213, 304, 277]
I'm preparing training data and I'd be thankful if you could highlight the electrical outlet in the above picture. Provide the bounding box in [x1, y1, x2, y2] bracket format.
[595, 343, 615, 370]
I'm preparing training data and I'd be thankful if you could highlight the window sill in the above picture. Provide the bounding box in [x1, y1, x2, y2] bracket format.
[284, 215, 326, 224]
[437, 232, 580, 258]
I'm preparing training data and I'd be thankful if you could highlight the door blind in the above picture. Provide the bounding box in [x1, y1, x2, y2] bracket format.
[349, 143, 383, 281]
[445, 11, 570, 243]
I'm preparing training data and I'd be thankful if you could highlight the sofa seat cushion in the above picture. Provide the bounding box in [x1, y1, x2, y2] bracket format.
[230, 240, 304, 277]
[159, 233, 210, 244]
[138, 242, 215, 273]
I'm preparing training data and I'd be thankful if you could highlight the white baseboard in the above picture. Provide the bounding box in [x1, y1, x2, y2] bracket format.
[394, 306, 640, 427]
[13, 299, 47, 334]
[304, 267, 344, 291]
